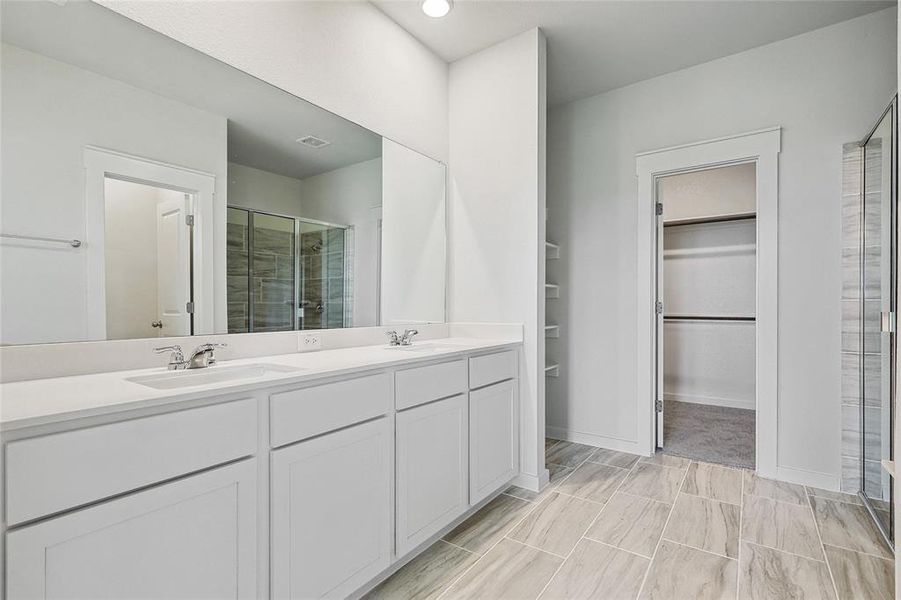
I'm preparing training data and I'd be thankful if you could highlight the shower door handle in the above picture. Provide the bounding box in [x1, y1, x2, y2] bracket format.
[880, 311, 895, 333]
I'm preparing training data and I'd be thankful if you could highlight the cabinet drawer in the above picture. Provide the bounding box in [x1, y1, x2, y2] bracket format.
[270, 373, 391, 447]
[469, 350, 516, 389]
[6, 398, 257, 526]
[395, 359, 467, 410]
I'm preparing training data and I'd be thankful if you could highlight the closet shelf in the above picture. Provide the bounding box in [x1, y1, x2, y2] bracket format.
[545, 363, 560, 377]
[545, 284, 560, 299]
[663, 212, 756, 228]
[546, 241, 560, 260]
[545, 325, 560, 339]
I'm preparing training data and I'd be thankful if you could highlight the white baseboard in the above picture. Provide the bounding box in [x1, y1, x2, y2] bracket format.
[511, 469, 547, 493]
[546, 427, 651, 456]
[664, 392, 755, 411]
[775, 465, 840, 490]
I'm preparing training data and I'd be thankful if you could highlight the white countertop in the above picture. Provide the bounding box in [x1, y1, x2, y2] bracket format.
[0, 337, 520, 432]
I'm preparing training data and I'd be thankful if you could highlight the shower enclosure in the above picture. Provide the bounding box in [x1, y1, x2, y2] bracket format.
[226, 207, 351, 333]
[850, 96, 897, 548]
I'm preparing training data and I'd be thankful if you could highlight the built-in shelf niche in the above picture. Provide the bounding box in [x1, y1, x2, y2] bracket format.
[546, 241, 560, 260]
[544, 363, 559, 377]
[545, 284, 559, 299]
[545, 325, 560, 338]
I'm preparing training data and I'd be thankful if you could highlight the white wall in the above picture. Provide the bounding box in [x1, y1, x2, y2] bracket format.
[547, 9, 897, 483]
[449, 29, 547, 489]
[302, 158, 383, 327]
[96, 0, 449, 163]
[228, 163, 303, 218]
[381, 140, 446, 325]
[0, 43, 227, 345]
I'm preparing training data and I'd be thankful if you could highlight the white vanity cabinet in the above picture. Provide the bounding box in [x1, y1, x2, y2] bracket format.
[270, 417, 392, 599]
[7, 459, 258, 599]
[469, 379, 517, 504]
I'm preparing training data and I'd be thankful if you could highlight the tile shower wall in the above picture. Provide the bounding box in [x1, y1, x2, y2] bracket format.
[227, 212, 250, 333]
[840, 143, 884, 496]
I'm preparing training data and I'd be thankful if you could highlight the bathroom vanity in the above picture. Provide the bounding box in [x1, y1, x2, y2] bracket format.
[0, 339, 521, 599]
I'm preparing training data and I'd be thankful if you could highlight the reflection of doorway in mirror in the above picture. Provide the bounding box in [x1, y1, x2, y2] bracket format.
[103, 179, 193, 340]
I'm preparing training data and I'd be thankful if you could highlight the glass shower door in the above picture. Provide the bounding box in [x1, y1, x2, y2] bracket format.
[861, 100, 896, 544]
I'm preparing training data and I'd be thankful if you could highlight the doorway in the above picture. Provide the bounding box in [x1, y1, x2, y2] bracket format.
[655, 164, 757, 468]
[635, 128, 780, 478]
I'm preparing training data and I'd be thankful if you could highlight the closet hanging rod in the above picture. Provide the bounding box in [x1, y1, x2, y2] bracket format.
[664, 315, 756, 322]
[0, 233, 82, 248]
[663, 213, 756, 228]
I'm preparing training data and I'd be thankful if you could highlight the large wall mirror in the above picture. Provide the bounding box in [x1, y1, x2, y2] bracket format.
[0, 0, 446, 345]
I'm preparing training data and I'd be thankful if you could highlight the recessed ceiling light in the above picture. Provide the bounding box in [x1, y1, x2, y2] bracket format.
[296, 135, 330, 149]
[421, 0, 452, 18]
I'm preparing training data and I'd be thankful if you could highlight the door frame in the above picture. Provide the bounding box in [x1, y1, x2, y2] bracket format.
[84, 147, 216, 340]
[635, 127, 781, 478]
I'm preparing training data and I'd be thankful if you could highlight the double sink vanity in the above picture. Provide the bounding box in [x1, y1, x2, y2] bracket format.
[1, 336, 522, 599]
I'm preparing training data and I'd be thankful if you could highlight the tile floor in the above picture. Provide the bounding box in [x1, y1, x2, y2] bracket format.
[366, 440, 895, 600]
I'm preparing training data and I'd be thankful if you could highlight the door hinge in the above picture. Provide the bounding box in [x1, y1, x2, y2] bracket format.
[655, 399, 663, 412]
[656, 301, 664, 314]
[185, 214, 195, 227]
[186, 301, 195, 314]
[656, 202, 663, 216]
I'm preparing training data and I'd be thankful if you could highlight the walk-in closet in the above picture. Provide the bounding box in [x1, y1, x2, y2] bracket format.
[657, 163, 757, 468]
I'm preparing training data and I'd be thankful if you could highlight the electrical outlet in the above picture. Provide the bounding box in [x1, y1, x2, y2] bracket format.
[299, 333, 322, 352]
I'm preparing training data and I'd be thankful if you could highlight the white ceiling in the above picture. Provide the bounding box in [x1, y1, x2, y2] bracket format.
[374, 0, 895, 106]
[1, 1, 382, 181]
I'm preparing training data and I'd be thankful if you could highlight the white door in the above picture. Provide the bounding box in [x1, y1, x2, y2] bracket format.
[7, 459, 258, 599]
[470, 380, 516, 504]
[271, 417, 391, 599]
[396, 394, 468, 556]
[655, 194, 666, 448]
[156, 196, 192, 336]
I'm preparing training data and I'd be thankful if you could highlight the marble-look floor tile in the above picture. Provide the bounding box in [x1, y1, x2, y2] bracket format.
[585, 492, 671, 557]
[743, 471, 807, 505]
[738, 542, 835, 600]
[545, 438, 560, 451]
[554, 461, 628, 504]
[588, 448, 640, 469]
[545, 441, 595, 468]
[444, 493, 532, 554]
[663, 494, 740, 558]
[539, 539, 649, 600]
[364, 540, 478, 600]
[442, 538, 562, 600]
[824, 544, 894, 600]
[639, 540, 738, 600]
[508, 492, 603, 556]
[639, 452, 691, 470]
[805, 486, 863, 506]
[682, 462, 742, 506]
[505, 464, 572, 503]
[740, 495, 823, 560]
[810, 497, 892, 559]
[619, 463, 685, 503]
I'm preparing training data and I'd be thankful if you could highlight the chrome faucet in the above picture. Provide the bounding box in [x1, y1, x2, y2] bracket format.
[400, 329, 419, 346]
[154, 342, 227, 370]
[385, 330, 401, 346]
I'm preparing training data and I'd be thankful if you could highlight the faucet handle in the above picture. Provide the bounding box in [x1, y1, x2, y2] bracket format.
[385, 330, 400, 346]
[154, 345, 184, 370]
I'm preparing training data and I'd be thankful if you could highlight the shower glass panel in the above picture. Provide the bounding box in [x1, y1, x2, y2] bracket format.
[299, 222, 348, 330]
[226, 208, 250, 334]
[251, 213, 297, 332]
[861, 99, 896, 544]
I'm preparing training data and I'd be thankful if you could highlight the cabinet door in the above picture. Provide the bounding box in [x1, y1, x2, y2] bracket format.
[271, 417, 391, 599]
[396, 394, 468, 556]
[470, 379, 517, 505]
[7, 459, 257, 600]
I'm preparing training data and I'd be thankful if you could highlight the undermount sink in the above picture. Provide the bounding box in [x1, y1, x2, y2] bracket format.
[127, 363, 304, 390]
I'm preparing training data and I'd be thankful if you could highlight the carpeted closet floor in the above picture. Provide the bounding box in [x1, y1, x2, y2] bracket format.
[662, 400, 755, 469]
